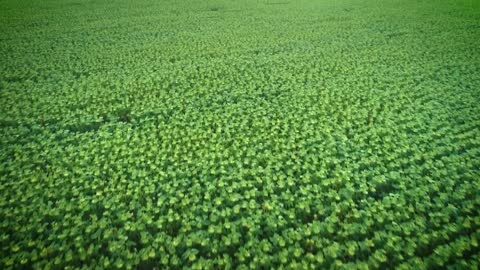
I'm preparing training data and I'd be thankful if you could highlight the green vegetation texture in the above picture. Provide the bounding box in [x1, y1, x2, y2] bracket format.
[1, 0, 480, 269]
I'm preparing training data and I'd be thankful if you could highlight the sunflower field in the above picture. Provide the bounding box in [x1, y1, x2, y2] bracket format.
[1, 0, 479, 269]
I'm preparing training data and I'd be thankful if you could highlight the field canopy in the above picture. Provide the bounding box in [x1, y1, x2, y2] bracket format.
[1, 0, 480, 269]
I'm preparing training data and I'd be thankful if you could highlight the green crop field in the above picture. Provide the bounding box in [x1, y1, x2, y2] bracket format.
[1, 0, 480, 269]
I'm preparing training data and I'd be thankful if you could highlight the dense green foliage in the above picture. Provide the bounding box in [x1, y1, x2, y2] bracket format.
[1, 0, 480, 269]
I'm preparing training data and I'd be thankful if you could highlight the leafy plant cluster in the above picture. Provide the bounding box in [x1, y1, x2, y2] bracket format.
[1, 0, 480, 269]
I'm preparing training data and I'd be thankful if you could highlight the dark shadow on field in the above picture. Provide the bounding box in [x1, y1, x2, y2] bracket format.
[209, 6, 221, 12]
